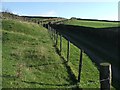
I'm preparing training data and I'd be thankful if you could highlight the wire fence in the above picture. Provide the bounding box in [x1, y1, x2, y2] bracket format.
[43, 23, 112, 89]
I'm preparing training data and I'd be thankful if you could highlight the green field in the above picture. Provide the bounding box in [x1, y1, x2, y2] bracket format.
[2, 19, 72, 88]
[56, 36, 100, 88]
[64, 19, 118, 28]
[2, 18, 116, 88]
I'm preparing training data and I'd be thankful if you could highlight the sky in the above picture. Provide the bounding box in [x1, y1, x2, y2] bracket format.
[1, 1, 120, 21]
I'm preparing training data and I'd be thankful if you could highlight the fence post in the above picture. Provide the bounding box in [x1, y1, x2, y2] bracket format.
[54, 29, 56, 42]
[50, 26, 52, 39]
[60, 34, 62, 54]
[50, 27, 52, 39]
[49, 26, 52, 38]
[52, 29, 55, 41]
[55, 31, 58, 46]
[67, 40, 70, 62]
[100, 63, 111, 90]
[78, 49, 83, 82]
[48, 24, 50, 35]
[52, 28, 54, 40]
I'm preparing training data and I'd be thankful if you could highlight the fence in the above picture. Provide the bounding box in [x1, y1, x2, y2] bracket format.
[43, 23, 112, 89]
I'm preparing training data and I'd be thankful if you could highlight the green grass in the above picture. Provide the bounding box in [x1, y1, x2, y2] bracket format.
[2, 19, 72, 88]
[56, 35, 100, 88]
[61, 19, 116, 89]
[2, 19, 115, 89]
[64, 19, 118, 28]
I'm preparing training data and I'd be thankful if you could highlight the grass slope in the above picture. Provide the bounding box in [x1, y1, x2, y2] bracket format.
[2, 19, 72, 88]
[62, 19, 116, 89]
[64, 19, 118, 28]
[56, 35, 100, 88]
[2, 19, 115, 89]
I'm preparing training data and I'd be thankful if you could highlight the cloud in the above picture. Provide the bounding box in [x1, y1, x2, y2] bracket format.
[22, 10, 57, 17]
[40, 10, 57, 17]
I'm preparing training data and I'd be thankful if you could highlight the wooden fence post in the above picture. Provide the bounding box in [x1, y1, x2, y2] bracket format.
[100, 63, 111, 90]
[52, 29, 55, 40]
[54, 29, 56, 42]
[52, 28, 54, 40]
[49, 26, 52, 38]
[49, 26, 51, 37]
[60, 34, 62, 54]
[67, 40, 70, 62]
[49, 26, 52, 39]
[78, 49, 83, 82]
[48, 24, 50, 34]
[55, 31, 58, 46]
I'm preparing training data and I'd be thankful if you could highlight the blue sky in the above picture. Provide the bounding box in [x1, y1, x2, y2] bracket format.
[2, 2, 119, 21]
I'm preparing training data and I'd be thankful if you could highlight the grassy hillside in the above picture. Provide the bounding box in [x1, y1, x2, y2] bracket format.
[2, 12, 65, 25]
[2, 19, 72, 88]
[2, 18, 115, 89]
[56, 36, 100, 88]
[64, 19, 118, 28]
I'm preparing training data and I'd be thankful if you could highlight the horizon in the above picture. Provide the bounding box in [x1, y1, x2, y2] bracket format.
[1, 2, 119, 21]
[2, 12, 120, 22]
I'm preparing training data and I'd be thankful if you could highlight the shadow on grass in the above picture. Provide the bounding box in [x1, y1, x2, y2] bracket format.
[22, 80, 81, 89]
[1, 74, 17, 81]
[53, 44, 79, 89]
[50, 24, 120, 89]
[2, 74, 17, 79]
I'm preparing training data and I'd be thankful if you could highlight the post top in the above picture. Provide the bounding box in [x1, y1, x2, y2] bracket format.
[100, 62, 111, 66]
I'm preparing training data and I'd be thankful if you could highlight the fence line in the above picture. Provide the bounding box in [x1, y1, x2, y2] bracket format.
[46, 24, 112, 89]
